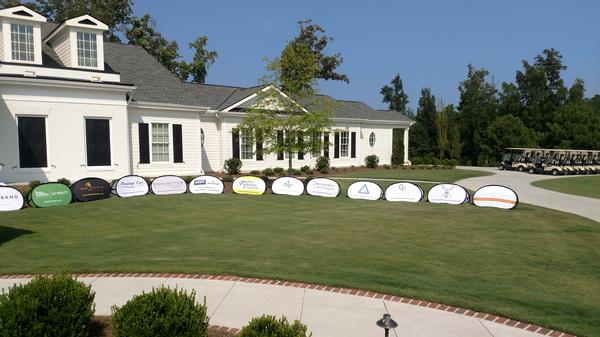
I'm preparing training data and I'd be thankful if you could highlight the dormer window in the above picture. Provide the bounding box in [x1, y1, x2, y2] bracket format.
[76, 32, 97, 67]
[10, 23, 34, 62]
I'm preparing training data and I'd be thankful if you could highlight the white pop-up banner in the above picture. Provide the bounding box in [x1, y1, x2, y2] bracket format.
[347, 181, 383, 201]
[0, 186, 24, 211]
[271, 176, 305, 196]
[473, 185, 519, 210]
[232, 176, 267, 195]
[427, 183, 469, 205]
[384, 182, 423, 203]
[114, 175, 149, 198]
[151, 176, 187, 195]
[306, 178, 341, 198]
[189, 176, 224, 194]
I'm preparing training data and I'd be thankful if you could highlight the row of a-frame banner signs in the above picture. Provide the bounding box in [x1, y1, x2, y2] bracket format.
[0, 175, 519, 212]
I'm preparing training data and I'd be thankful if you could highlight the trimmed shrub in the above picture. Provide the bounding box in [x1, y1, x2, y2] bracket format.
[314, 156, 329, 173]
[250, 170, 261, 175]
[222, 175, 233, 182]
[292, 169, 302, 176]
[57, 178, 71, 186]
[364, 155, 379, 168]
[300, 165, 311, 173]
[262, 168, 274, 176]
[273, 167, 284, 174]
[224, 158, 242, 175]
[28, 180, 41, 189]
[383, 164, 391, 169]
[238, 315, 311, 337]
[304, 169, 314, 175]
[0, 274, 95, 337]
[112, 287, 208, 337]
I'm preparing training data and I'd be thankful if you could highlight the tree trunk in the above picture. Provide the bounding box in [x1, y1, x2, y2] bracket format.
[288, 152, 293, 174]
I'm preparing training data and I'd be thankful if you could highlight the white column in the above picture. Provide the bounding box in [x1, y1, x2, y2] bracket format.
[403, 128, 411, 165]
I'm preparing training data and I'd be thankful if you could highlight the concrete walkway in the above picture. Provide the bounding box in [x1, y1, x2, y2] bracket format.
[0, 274, 568, 337]
[457, 166, 600, 223]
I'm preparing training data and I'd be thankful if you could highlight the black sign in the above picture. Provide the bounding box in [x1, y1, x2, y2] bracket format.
[71, 178, 111, 202]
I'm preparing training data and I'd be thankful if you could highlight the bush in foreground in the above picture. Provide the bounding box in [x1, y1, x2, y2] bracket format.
[315, 156, 329, 173]
[0, 274, 95, 337]
[364, 155, 379, 168]
[112, 287, 208, 337]
[238, 315, 311, 337]
[224, 158, 242, 175]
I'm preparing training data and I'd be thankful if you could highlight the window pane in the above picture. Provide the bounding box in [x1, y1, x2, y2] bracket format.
[18, 117, 47, 168]
[11, 24, 34, 62]
[151, 123, 170, 162]
[86, 119, 111, 166]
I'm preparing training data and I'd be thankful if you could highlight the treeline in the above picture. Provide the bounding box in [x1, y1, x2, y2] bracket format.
[383, 49, 600, 166]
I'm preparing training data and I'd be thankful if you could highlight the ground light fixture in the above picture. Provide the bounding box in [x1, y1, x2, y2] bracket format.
[376, 313, 398, 337]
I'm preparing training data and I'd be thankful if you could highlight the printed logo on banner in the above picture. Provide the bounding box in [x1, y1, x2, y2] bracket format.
[232, 176, 267, 195]
[347, 181, 383, 201]
[115, 175, 149, 198]
[0, 186, 24, 211]
[151, 176, 187, 195]
[427, 184, 469, 205]
[189, 176, 224, 194]
[71, 178, 111, 202]
[28, 183, 72, 208]
[306, 178, 341, 198]
[473, 185, 519, 210]
[384, 182, 423, 202]
[271, 177, 304, 196]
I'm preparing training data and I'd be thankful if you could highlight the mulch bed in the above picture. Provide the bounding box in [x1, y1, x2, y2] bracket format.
[90, 316, 237, 337]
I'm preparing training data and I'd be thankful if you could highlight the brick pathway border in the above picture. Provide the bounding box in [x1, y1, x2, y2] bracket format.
[0, 273, 575, 337]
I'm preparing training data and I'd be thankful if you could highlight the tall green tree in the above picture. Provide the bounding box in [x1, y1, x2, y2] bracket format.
[238, 40, 334, 172]
[436, 103, 449, 161]
[380, 74, 409, 112]
[293, 19, 349, 83]
[457, 65, 499, 165]
[446, 105, 462, 162]
[482, 115, 536, 162]
[176, 36, 218, 83]
[410, 88, 437, 159]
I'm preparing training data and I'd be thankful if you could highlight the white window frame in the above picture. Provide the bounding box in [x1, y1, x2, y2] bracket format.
[151, 123, 171, 163]
[10, 23, 35, 62]
[15, 114, 51, 172]
[369, 132, 376, 147]
[83, 117, 113, 170]
[340, 131, 349, 157]
[76, 31, 98, 68]
[240, 129, 254, 160]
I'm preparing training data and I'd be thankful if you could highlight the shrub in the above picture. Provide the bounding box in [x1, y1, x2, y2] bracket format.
[0, 274, 95, 337]
[314, 156, 329, 173]
[383, 164, 391, 169]
[250, 170, 261, 175]
[304, 169, 314, 175]
[224, 158, 242, 175]
[365, 155, 379, 168]
[222, 175, 233, 182]
[262, 168, 274, 176]
[292, 169, 302, 176]
[319, 168, 329, 174]
[300, 165, 311, 173]
[112, 287, 208, 337]
[273, 167, 284, 174]
[28, 180, 41, 189]
[57, 178, 71, 186]
[238, 315, 311, 337]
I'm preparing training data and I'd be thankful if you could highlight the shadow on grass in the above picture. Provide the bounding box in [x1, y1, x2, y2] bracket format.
[0, 225, 34, 246]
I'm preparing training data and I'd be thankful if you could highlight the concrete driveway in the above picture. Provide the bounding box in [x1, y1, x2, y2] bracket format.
[456, 166, 600, 223]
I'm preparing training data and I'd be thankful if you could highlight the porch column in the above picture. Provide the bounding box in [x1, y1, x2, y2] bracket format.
[403, 127, 411, 165]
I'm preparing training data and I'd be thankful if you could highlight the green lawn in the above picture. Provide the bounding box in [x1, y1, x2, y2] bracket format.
[532, 176, 600, 199]
[335, 167, 492, 182]
[0, 194, 598, 336]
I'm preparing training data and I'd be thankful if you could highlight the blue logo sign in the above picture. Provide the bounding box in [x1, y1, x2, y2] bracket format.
[358, 184, 370, 194]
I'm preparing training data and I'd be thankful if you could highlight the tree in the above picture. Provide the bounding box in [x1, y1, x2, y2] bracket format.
[498, 82, 522, 117]
[457, 65, 498, 165]
[410, 88, 437, 159]
[446, 105, 461, 162]
[177, 36, 218, 83]
[380, 74, 409, 112]
[482, 115, 536, 162]
[293, 19, 349, 83]
[238, 40, 334, 173]
[436, 102, 449, 161]
[567, 78, 585, 104]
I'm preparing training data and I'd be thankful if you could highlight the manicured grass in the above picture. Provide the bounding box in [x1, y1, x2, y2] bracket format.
[0, 194, 598, 336]
[335, 167, 492, 182]
[532, 176, 600, 199]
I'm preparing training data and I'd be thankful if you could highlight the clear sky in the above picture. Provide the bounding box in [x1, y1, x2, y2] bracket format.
[133, 0, 599, 111]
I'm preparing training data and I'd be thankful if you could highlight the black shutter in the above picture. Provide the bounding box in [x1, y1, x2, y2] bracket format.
[86, 119, 111, 166]
[323, 133, 329, 158]
[256, 131, 263, 161]
[18, 117, 47, 168]
[351, 132, 356, 158]
[173, 124, 183, 163]
[297, 134, 304, 160]
[138, 123, 150, 164]
[334, 132, 340, 158]
[277, 130, 284, 160]
[232, 128, 240, 159]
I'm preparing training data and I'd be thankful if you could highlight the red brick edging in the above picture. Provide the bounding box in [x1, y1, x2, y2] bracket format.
[0, 273, 575, 337]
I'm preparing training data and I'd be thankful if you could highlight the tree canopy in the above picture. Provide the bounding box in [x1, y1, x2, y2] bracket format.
[380, 74, 409, 112]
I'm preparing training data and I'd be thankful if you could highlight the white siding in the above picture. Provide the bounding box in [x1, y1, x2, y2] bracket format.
[199, 114, 222, 172]
[0, 84, 130, 184]
[358, 124, 396, 166]
[129, 107, 203, 177]
[0, 23, 3, 60]
[52, 29, 71, 67]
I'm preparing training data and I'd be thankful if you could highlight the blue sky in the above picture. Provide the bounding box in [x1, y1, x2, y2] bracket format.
[133, 0, 599, 110]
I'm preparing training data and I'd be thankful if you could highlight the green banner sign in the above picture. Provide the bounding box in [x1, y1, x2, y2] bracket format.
[28, 183, 73, 208]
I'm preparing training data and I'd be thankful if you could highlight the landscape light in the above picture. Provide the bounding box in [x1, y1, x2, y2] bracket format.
[376, 313, 398, 337]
